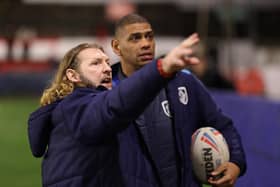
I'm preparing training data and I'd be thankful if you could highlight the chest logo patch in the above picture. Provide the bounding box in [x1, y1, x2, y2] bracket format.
[178, 86, 188, 105]
[161, 100, 172, 117]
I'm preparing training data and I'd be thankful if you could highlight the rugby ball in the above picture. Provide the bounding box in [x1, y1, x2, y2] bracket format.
[191, 127, 230, 183]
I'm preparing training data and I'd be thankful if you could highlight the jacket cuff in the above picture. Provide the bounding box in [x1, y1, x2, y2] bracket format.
[229, 159, 247, 177]
[157, 59, 174, 78]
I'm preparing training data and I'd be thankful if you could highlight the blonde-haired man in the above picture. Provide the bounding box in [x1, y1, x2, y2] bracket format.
[28, 38, 202, 187]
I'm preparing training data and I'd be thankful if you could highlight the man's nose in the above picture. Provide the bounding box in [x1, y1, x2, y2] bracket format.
[103, 62, 112, 72]
[141, 38, 152, 49]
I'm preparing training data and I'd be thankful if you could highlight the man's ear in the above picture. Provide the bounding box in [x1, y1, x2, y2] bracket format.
[66, 68, 81, 83]
[111, 39, 121, 56]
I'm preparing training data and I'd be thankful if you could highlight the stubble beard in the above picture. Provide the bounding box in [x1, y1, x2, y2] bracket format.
[79, 73, 96, 88]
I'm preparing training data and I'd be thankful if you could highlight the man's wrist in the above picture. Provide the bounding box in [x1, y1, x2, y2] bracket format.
[157, 59, 173, 78]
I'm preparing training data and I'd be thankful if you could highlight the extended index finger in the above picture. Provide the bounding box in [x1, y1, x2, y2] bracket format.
[181, 33, 200, 48]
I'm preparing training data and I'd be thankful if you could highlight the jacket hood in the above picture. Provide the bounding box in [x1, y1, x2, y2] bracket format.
[28, 100, 60, 157]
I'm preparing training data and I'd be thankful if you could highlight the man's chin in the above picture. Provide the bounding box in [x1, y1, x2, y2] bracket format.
[140, 59, 153, 66]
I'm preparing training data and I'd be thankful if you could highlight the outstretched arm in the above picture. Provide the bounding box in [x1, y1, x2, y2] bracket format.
[64, 33, 201, 144]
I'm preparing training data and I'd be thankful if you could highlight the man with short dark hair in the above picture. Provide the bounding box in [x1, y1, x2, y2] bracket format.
[111, 13, 246, 187]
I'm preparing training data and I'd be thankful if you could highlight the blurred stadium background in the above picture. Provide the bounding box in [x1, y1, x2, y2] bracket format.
[0, 0, 279, 186]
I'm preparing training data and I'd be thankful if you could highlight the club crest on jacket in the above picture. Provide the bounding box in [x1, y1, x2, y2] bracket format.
[161, 100, 172, 117]
[178, 86, 188, 105]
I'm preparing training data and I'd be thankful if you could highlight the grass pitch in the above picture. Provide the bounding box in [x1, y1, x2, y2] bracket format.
[0, 97, 41, 187]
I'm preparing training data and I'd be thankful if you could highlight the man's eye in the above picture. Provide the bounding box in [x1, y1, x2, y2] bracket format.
[147, 34, 154, 40]
[91, 61, 99, 65]
[130, 35, 141, 41]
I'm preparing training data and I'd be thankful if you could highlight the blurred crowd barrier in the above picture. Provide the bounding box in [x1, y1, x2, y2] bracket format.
[0, 36, 183, 64]
[0, 36, 280, 100]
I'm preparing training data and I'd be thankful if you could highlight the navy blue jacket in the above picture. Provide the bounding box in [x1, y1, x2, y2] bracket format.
[28, 60, 246, 187]
[111, 63, 246, 187]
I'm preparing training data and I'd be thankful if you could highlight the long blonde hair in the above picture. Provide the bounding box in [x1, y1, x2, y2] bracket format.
[40, 43, 104, 106]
